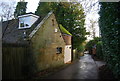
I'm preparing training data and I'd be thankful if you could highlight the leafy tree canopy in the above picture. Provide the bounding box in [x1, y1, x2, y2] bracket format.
[99, 2, 120, 79]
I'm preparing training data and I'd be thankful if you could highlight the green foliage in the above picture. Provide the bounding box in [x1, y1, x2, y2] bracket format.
[78, 44, 85, 52]
[96, 41, 103, 59]
[99, 2, 120, 79]
[14, 2, 27, 17]
[35, 2, 51, 18]
[59, 24, 72, 36]
[85, 37, 101, 54]
[85, 40, 93, 54]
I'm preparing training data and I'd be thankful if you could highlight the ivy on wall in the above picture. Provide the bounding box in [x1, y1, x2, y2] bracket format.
[99, 2, 120, 79]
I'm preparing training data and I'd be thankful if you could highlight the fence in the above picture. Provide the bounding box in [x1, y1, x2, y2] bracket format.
[2, 43, 36, 79]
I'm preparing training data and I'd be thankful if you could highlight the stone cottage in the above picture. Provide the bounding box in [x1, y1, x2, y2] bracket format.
[2, 11, 72, 79]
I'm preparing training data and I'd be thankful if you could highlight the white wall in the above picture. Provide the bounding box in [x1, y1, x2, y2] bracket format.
[64, 45, 72, 63]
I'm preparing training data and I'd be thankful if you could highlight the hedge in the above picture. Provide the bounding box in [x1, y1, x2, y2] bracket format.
[99, 2, 120, 79]
[96, 41, 103, 60]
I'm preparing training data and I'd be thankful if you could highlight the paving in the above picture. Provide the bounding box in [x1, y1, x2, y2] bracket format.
[45, 54, 105, 79]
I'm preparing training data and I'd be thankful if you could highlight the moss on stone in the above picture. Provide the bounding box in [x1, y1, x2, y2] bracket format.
[59, 24, 72, 36]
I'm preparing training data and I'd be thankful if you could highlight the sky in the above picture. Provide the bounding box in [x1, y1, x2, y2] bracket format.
[79, 0, 100, 40]
[0, 0, 100, 41]
[12, 0, 40, 13]
[0, 0, 39, 13]
[85, 13, 100, 40]
[16, 0, 40, 13]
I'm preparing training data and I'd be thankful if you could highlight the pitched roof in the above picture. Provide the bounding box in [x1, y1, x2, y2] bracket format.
[2, 18, 42, 44]
[2, 11, 53, 44]
[59, 24, 72, 36]
[2, 11, 72, 45]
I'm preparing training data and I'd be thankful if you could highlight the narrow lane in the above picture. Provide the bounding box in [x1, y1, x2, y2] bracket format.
[46, 54, 98, 79]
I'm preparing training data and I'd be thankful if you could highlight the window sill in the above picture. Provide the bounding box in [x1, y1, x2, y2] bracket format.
[18, 26, 31, 29]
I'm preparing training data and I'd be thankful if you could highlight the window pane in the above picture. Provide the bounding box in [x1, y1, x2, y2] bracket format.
[20, 23, 24, 27]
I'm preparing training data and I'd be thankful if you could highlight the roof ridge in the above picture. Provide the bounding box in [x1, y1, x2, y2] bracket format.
[29, 11, 53, 38]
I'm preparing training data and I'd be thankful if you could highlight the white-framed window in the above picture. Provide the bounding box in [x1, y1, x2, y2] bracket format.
[18, 13, 39, 29]
[19, 21, 29, 29]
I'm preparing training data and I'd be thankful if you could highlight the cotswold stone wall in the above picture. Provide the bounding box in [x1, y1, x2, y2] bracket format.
[31, 14, 66, 72]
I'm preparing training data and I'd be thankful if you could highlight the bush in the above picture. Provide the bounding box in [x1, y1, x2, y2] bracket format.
[99, 2, 120, 79]
[78, 45, 85, 56]
[78, 45, 85, 53]
[96, 41, 103, 60]
[85, 37, 100, 54]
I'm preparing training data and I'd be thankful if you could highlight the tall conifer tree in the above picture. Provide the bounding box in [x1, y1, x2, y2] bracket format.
[14, 0, 27, 17]
[35, 2, 51, 18]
